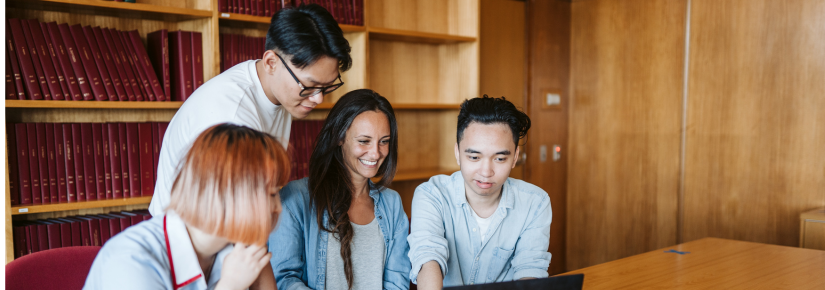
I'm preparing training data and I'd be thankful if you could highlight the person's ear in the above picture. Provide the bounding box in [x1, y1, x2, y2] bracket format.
[454, 143, 461, 167]
[512, 146, 520, 169]
[262, 50, 279, 74]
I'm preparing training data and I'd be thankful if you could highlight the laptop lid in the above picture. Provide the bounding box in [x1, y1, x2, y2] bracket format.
[442, 274, 584, 290]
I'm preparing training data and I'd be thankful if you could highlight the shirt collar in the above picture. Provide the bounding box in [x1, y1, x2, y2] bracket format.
[164, 211, 233, 290]
[451, 171, 515, 210]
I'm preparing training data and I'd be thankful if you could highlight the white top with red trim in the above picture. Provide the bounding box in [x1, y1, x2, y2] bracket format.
[83, 211, 236, 290]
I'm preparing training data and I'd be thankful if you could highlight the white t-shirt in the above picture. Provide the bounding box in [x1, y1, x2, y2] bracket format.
[148, 60, 292, 216]
[471, 208, 495, 243]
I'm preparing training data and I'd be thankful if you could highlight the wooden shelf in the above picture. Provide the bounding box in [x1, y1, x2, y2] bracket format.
[313, 103, 460, 110]
[10, 196, 153, 215]
[368, 27, 477, 44]
[219, 12, 366, 33]
[6, 0, 212, 21]
[5, 100, 184, 109]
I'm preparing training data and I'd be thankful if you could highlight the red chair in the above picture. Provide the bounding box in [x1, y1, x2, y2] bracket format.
[5, 246, 101, 290]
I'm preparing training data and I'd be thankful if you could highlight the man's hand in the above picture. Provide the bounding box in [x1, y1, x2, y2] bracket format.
[215, 243, 272, 290]
[417, 261, 444, 290]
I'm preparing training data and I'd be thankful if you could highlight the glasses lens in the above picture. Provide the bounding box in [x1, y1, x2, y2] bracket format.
[324, 83, 344, 94]
[300, 88, 323, 97]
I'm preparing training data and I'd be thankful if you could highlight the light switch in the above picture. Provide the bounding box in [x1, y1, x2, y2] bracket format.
[540, 145, 547, 163]
[546, 93, 561, 106]
[552, 145, 561, 161]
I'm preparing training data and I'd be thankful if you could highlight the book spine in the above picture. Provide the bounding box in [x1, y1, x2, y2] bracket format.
[265, 0, 271, 16]
[43, 22, 80, 101]
[251, 0, 258, 16]
[152, 123, 159, 183]
[55, 124, 70, 203]
[13, 225, 26, 258]
[86, 218, 101, 246]
[98, 28, 136, 101]
[25, 224, 38, 253]
[119, 31, 155, 101]
[57, 24, 94, 100]
[45, 222, 61, 249]
[219, 0, 227, 12]
[92, 27, 129, 101]
[45, 123, 59, 203]
[245, 0, 252, 14]
[126, 123, 142, 197]
[96, 217, 111, 244]
[101, 124, 114, 199]
[81, 123, 97, 201]
[103, 215, 121, 237]
[29, 20, 66, 100]
[69, 24, 108, 101]
[7, 25, 27, 100]
[21, 20, 53, 100]
[35, 123, 51, 204]
[104, 28, 142, 101]
[128, 30, 167, 101]
[26, 124, 42, 204]
[92, 123, 107, 200]
[7, 19, 43, 100]
[71, 124, 86, 201]
[82, 26, 118, 101]
[138, 123, 155, 196]
[77, 219, 91, 246]
[56, 221, 72, 247]
[147, 30, 171, 100]
[106, 124, 124, 199]
[7, 124, 21, 205]
[192, 32, 204, 91]
[118, 123, 131, 197]
[36, 223, 49, 251]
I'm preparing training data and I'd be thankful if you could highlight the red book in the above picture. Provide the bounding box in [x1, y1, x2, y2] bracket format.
[25, 223, 39, 253]
[44, 22, 83, 101]
[26, 124, 43, 204]
[86, 216, 111, 245]
[35, 222, 49, 251]
[265, 0, 271, 16]
[55, 124, 70, 203]
[7, 19, 44, 100]
[147, 30, 171, 100]
[98, 214, 121, 237]
[28, 20, 66, 100]
[98, 28, 136, 101]
[107, 124, 124, 199]
[101, 124, 114, 199]
[13, 224, 27, 258]
[60, 124, 77, 202]
[138, 123, 155, 196]
[92, 123, 107, 200]
[169, 31, 193, 101]
[104, 28, 142, 101]
[219, 0, 227, 12]
[57, 23, 95, 100]
[7, 124, 21, 205]
[251, 0, 258, 16]
[35, 123, 51, 204]
[152, 123, 159, 182]
[118, 123, 131, 197]
[92, 27, 129, 101]
[156, 122, 168, 174]
[69, 24, 108, 101]
[126, 123, 142, 197]
[35, 221, 62, 249]
[81, 123, 98, 201]
[66, 217, 92, 246]
[82, 26, 118, 101]
[128, 30, 167, 101]
[7, 43, 18, 99]
[119, 31, 155, 101]
[120, 212, 144, 226]
[56, 218, 82, 246]
[71, 123, 87, 201]
[192, 32, 204, 90]
[107, 213, 132, 232]
[41, 22, 72, 101]
[246, 0, 252, 14]
[73, 216, 101, 246]
[21, 20, 53, 100]
[45, 123, 59, 203]
[221, 34, 231, 72]
[7, 25, 27, 100]
[47, 219, 73, 248]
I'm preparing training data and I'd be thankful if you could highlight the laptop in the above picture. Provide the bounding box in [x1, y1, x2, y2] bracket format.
[442, 274, 584, 290]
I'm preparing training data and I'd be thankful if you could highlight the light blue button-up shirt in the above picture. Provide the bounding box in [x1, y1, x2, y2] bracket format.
[269, 178, 411, 290]
[84, 211, 234, 290]
[407, 172, 552, 287]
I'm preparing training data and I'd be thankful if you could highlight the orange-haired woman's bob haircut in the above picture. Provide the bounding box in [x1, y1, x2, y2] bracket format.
[166, 123, 290, 245]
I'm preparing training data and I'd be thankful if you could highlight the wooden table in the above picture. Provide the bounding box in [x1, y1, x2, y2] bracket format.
[560, 237, 825, 289]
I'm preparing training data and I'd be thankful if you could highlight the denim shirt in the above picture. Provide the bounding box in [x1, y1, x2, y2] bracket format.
[269, 178, 411, 290]
[407, 172, 552, 287]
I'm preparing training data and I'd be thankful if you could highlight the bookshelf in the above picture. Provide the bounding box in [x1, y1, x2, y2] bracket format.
[5, 0, 478, 263]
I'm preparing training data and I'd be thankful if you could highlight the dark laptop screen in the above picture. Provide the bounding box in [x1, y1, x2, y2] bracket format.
[442, 274, 584, 290]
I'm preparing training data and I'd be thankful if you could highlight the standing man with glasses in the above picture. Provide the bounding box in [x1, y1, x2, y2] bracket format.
[149, 3, 350, 217]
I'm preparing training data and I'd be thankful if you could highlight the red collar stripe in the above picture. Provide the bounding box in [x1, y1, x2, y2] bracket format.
[164, 216, 203, 290]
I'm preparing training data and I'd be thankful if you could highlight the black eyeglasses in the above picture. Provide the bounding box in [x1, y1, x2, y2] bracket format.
[276, 54, 344, 97]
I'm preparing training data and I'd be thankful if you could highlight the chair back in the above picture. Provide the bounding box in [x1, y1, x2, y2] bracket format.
[5, 246, 102, 290]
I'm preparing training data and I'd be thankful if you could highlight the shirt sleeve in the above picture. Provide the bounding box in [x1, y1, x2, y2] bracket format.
[383, 194, 412, 290]
[83, 252, 167, 290]
[510, 194, 553, 280]
[407, 182, 450, 284]
[269, 206, 313, 290]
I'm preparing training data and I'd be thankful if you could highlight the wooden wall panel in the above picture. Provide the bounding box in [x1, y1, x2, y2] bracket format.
[567, 0, 685, 270]
[683, 0, 825, 246]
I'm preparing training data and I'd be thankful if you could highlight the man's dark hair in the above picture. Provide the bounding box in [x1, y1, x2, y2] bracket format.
[457, 95, 531, 145]
[266, 4, 352, 72]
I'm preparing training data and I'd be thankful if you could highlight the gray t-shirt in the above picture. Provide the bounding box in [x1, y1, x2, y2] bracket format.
[325, 217, 385, 290]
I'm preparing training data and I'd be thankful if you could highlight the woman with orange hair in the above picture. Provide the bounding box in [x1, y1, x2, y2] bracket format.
[84, 124, 290, 290]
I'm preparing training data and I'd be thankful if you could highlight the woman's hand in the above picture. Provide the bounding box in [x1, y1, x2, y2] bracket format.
[215, 243, 272, 290]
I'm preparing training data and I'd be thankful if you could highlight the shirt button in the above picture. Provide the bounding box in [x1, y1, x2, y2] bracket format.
[475, 257, 479, 261]
[473, 228, 477, 232]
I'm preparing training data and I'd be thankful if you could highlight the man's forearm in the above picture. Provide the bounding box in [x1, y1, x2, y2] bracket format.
[417, 261, 443, 290]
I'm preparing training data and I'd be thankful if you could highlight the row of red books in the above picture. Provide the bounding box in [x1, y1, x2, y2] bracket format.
[147, 29, 205, 102]
[218, 0, 363, 26]
[5, 19, 167, 102]
[220, 33, 266, 72]
[288, 120, 324, 182]
[6, 122, 169, 206]
[12, 210, 151, 258]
